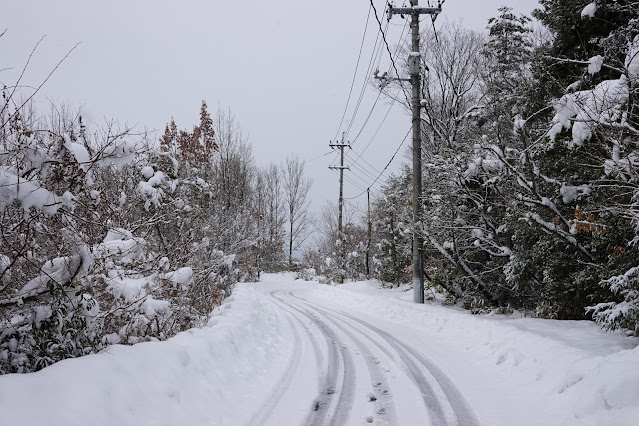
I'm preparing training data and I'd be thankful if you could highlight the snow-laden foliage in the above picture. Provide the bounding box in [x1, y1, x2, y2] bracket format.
[325, 4, 639, 333]
[304, 201, 368, 283]
[590, 266, 639, 333]
[0, 92, 285, 372]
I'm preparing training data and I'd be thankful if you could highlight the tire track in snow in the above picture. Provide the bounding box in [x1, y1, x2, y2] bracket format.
[279, 292, 399, 425]
[295, 301, 399, 424]
[284, 293, 446, 425]
[273, 291, 356, 426]
[290, 292, 481, 426]
[268, 293, 326, 392]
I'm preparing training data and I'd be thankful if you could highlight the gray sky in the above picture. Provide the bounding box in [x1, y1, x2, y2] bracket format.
[2, 0, 540, 218]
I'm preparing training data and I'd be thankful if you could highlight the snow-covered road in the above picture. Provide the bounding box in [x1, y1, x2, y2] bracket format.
[265, 288, 479, 426]
[1, 273, 638, 425]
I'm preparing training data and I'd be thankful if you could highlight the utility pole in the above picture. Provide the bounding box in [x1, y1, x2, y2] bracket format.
[382, 0, 442, 303]
[329, 132, 350, 236]
[366, 188, 372, 277]
[329, 132, 350, 278]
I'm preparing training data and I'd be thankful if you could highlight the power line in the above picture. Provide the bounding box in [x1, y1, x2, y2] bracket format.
[330, 168, 367, 192]
[353, 151, 384, 175]
[334, 4, 411, 195]
[344, 174, 369, 192]
[349, 160, 379, 181]
[337, 5, 410, 184]
[332, 160, 375, 189]
[344, 17, 389, 139]
[344, 199, 368, 217]
[345, 126, 411, 200]
[369, 0, 411, 107]
[304, 150, 334, 164]
[346, 17, 409, 149]
[345, 87, 400, 170]
[332, 4, 373, 141]
[344, 18, 410, 176]
[348, 90, 382, 143]
[343, 2, 410, 150]
[370, 0, 401, 80]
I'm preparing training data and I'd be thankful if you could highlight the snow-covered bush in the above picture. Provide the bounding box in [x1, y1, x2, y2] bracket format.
[295, 268, 316, 281]
[590, 267, 639, 334]
[0, 89, 266, 372]
[303, 201, 369, 283]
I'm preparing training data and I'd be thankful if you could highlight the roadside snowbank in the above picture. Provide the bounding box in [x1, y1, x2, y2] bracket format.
[305, 280, 639, 426]
[0, 286, 292, 426]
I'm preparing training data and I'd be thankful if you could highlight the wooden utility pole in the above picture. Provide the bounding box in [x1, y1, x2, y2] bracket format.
[366, 188, 372, 277]
[387, 0, 442, 303]
[329, 132, 350, 253]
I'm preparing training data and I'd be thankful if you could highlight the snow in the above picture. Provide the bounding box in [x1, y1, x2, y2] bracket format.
[161, 267, 193, 285]
[95, 139, 137, 168]
[103, 228, 134, 243]
[549, 78, 629, 146]
[105, 274, 152, 304]
[463, 148, 503, 181]
[0, 284, 304, 425]
[560, 184, 592, 203]
[626, 35, 639, 81]
[0, 274, 637, 425]
[64, 134, 90, 171]
[303, 279, 639, 425]
[0, 254, 10, 284]
[18, 255, 82, 297]
[94, 238, 145, 264]
[547, 39, 639, 148]
[513, 116, 527, 132]
[0, 168, 69, 215]
[587, 55, 604, 75]
[7, 338, 17, 352]
[138, 170, 167, 210]
[140, 166, 154, 179]
[581, 2, 597, 19]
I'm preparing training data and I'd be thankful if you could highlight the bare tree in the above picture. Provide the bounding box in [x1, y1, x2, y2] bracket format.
[418, 21, 487, 154]
[254, 163, 287, 272]
[282, 155, 313, 267]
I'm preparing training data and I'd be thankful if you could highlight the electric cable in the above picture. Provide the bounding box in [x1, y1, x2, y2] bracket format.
[344, 126, 411, 200]
[330, 168, 368, 192]
[343, 17, 389, 140]
[304, 150, 334, 164]
[332, 4, 373, 142]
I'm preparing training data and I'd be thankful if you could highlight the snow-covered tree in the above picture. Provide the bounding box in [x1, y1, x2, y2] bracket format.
[370, 170, 412, 286]
[0, 86, 262, 372]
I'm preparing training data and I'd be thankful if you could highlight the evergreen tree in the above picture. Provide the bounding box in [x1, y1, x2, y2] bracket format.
[370, 171, 412, 285]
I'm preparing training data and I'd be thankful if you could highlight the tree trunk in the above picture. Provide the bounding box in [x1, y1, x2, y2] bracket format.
[289, 220, 293, 267]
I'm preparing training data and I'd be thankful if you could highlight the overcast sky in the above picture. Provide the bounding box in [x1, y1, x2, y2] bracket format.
[2, 0, 540, 219]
